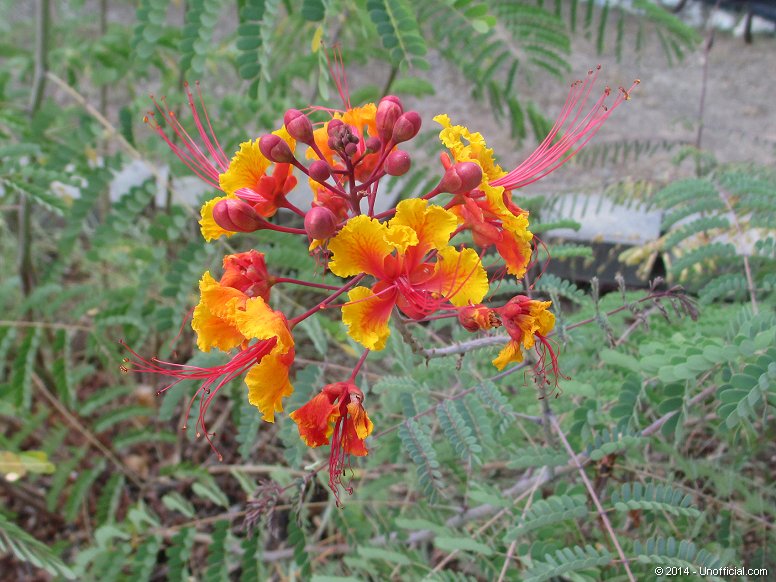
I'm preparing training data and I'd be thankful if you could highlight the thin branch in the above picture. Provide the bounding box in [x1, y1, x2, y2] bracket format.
[550, 414, 636, 582]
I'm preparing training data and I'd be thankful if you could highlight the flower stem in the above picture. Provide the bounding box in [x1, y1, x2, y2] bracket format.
[273, 277, 341, 291]
[289, 274, 365, 327]
[348, 349, 370, 382]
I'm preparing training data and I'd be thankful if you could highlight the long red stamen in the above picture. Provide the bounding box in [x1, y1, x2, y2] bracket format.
[120, 338, 277, 459]
[492, 69, 639, 191]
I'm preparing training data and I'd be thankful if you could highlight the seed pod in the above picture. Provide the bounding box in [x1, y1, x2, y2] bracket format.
[259, 134, 295, 164]
[437, 161, 483, 194]
[304, 206, 338, 239]
[212, 198, 264, 232]
[283, 109, 315, 144]
[391, 111, 422, 144]
[384, 150, 411, 176]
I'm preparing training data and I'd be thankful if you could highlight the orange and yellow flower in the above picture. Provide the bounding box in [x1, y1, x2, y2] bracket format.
[290, 381, 373, 499]
[199, 128, 297, 241]
[492, 296, 556, 372]
[434, 114, 534, 277]
[327, 198, 489, 350]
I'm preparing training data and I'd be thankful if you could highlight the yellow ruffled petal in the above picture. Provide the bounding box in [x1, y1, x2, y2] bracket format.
[327, 215, 395, 278]
[492, 340, 524, 371]
[219, 140, 271, 196]
[429, 246, 489, 307]
[341, 103, 377, 136]
[389, 199, 457, 252]
[231, 296, 294, 352]
[191, 272, 246, 352]
[199, 195, 237, 242]
[341, 286, 396, 351]
[384, 223, 418, 253]
[496, 230, 533, 278]
[245, 352, 294, 422]
[434, 114, 506, 186]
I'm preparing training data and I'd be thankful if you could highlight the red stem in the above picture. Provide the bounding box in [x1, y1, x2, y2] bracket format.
[273, 277, 341, 291]
[289, 274, 366, 327]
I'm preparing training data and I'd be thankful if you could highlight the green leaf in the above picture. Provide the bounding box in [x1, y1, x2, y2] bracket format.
[434, 536, 493, 556]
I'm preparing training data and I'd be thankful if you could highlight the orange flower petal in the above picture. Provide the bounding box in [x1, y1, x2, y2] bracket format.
[495, 230, 533, 278]
[342, 402, 373, 456]
[289, 392, 339, 447]
[231, 297, 294, 351]
[341, 286, 397, 351]
[191, 272, 246, 352]
[245, 349, 295, 422]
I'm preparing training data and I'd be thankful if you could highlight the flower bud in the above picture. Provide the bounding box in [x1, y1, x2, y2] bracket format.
[344, 142, 359, 157]
[259, 134, 295, 164]
[376, 95, 403, 142]
[308, 160, 331, 182]
[384, 150, 411, 176]
[213, 198, 264, 232]
[304, 206, 338, 240]
[327, 119, 345, 136]
[437, 161, 483, 194]
[283, 109, 314, 144]
[391, 111, 422, 144]
[457, 304, 501, 332]
[365, 136, 382, 152]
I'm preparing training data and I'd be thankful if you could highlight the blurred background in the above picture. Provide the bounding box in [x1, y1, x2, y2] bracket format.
[1, 1, 774, 580]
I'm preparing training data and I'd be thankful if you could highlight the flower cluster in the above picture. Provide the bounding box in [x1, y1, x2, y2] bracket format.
[129, 69, 637, 501]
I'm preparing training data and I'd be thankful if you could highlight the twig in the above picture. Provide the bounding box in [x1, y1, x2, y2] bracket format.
[550, 414, 636, 582]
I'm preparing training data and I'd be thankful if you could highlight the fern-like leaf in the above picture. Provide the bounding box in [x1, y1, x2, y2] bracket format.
[0, 514, 76, 580]
[399, 419, 446, 502]
[504, 494, 588, 540]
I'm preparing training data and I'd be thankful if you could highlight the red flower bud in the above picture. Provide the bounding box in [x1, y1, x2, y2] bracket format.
[283, 109, 314, 144]
[376, 95, 403, 142]
[344, 142, 359, 157]
[327, 119, 345, 136]
[391, 111, 422, 144]
[308, 160, 331, 182]
[384, 150, 411, 176]
[365, 136, 382, 152]
[458, 304, 501, 332]
[437, 161, 483, 194]
[259, 134, 295, 164]
[212, 198, 264, 232]
[304, 206, 338, 240]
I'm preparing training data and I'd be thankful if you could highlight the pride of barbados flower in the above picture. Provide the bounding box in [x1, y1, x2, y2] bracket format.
[290, 381, 373, 502]
[129, 64, 635, 500]
[328, 198, 489, 350]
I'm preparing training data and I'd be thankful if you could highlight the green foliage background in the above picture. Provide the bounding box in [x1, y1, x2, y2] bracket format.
[0, 0, 773, 580]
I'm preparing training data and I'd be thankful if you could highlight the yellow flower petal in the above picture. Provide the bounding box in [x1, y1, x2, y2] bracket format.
[492, 340, 524, 371]
[245, 352, 294, 422]
[341, 286, 396, 351]
[383, 223, 418, 253]
[231, 296, 294, 352]
[389, 199, 457, 252]
[328, 215, 395, 278]
[219, 140, 271, 196]
[429, 246, 489, 307]
[199, 195, 237, 242]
